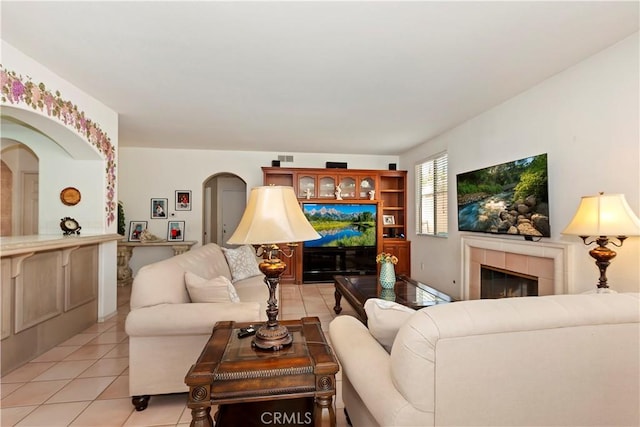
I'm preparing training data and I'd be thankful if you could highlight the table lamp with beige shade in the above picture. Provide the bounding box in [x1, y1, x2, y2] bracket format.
[562, 192, 640, 291]
[227, 186, 320, 350]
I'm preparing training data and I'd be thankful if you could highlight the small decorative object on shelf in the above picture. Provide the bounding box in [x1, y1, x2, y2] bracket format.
[383, 215, 395, 225]
[335, 184, 343, 200]
[140, 229, 166, 243]
[376, 252, 398, 289]
[60, 217, 81, 236]
[369, 189, 375, 200]
[167, 221, 186, 242]
[128, 221, 148, 242]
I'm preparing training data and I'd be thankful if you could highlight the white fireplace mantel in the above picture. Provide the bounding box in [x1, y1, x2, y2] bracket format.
[460, 235, 573, 300]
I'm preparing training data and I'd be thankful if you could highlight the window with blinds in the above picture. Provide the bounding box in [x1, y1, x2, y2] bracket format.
[415, 152, 448, 236]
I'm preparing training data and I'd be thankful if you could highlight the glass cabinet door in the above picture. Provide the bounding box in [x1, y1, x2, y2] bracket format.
[338, 177, 356, 198]
[318, 176, 336, 198]
[298, 175, 316, 198]
[359, 177, 375, 199]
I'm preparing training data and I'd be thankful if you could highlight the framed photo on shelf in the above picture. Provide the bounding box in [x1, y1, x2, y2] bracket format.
[383, 214, 395, 225]
[128, 221, 148, 242]
[151, 198, 168, 219]
[175, 190, 192, 211]
[167, 220, 185, 242]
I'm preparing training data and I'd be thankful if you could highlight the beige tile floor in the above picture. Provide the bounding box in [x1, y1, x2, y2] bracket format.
[1, 283, 357, 426]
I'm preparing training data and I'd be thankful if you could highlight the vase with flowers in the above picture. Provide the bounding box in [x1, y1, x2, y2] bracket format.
[376, 252, 398, 289]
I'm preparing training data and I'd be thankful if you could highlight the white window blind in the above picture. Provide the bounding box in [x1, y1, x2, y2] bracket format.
[415, 152, 448, 236]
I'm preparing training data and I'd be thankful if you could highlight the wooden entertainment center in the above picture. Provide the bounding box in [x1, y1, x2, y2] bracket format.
[263, 166, 410, 284]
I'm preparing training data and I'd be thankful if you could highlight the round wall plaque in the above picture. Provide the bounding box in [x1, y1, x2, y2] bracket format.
[60, 187, 81, 206]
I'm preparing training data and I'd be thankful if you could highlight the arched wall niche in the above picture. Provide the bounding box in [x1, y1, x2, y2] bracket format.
[1, 110, 105, 234]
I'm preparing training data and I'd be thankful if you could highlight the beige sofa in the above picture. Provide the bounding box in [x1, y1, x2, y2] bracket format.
[330, 293, 640, 426]
[124, 243, 268, 411]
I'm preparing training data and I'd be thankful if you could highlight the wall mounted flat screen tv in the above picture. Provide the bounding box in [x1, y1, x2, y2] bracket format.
[302, 203, 377, 248]
[456, 153, 550, 238]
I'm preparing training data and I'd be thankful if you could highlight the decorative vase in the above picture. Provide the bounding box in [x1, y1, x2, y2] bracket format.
[380, 288, 396, 301]
[379, 262, 396, 289]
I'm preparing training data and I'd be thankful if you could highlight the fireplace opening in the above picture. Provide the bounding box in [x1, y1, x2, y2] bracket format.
[481, 265, 538, 299]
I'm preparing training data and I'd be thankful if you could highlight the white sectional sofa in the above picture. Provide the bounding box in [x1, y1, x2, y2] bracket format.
[124, 243, 268, 411]
[330, 292, 640, 427]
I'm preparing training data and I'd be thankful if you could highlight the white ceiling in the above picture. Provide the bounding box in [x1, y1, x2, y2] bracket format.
[1, 1, 638, 156]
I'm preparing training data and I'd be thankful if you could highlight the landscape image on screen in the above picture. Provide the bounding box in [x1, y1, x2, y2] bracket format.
[303, 203, 377, 247]
[456, 153, 550, 237]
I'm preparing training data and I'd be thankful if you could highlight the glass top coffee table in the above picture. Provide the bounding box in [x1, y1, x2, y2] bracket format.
[333, 275, 454, 322]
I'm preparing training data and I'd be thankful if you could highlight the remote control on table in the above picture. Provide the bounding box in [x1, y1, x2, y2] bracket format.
[237, 326, 256, 338]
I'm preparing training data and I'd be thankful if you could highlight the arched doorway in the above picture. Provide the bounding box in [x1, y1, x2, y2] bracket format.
[202, 173, 246, 247]
[1, 141, 39, 236]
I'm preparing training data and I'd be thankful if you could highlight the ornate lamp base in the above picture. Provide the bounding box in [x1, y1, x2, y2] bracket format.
[583, 236, 627, 289]
[252, 248, 294, 351]
[252, 324, 292, 351]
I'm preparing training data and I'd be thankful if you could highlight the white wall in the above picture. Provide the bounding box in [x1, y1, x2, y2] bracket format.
[400, 33, 640, 297]
[118, 148, 398, 273]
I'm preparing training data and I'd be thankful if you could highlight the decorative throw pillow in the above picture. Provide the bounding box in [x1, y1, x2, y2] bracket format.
[364, 298, 416, 353]
[184, 271, 240, 303]
[221, 245, 262, 282]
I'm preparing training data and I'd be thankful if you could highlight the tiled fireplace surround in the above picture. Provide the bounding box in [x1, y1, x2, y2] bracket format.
[461, 235, 573, 300]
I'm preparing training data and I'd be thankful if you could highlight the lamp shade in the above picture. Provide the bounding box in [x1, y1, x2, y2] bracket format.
[227, 186, 321, 245]
[562, 193, 640, 237]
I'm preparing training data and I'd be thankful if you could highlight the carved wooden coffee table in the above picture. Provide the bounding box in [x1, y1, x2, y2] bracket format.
[185, 317, 338, 427]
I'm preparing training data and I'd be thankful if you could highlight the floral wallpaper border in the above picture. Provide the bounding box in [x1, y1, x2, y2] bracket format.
[0, 66, 116, 226]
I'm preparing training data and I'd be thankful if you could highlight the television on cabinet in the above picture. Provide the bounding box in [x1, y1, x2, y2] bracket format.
[302, 203, 377, 248]
[456, 153, 550, 238]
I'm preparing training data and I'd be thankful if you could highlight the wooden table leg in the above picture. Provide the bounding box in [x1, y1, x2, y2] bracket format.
[333, 288, 343, 314]
[314, 395, 336, 427]
[189, 406, 212, 427]
[188, 385, 213, 427]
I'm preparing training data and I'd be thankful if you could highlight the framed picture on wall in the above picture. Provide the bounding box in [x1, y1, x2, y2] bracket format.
[175, 190, 192, 211]
[151, 198, 168, 219]
[128, 221, 148, 242]
[167, 220, 185, 242]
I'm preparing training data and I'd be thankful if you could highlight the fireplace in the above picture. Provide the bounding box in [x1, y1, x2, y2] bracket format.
[481, 265, 538, 299]
[461, 235, 572, 300]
